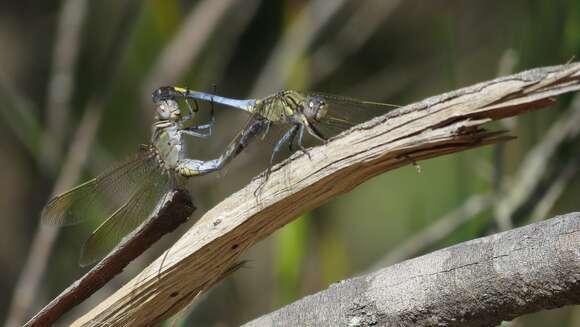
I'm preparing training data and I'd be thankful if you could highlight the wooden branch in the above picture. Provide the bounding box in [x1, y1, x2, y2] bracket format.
[73, 63, 580, 326]
[24, 190, 194, 327]
[245, 213, 580, 327]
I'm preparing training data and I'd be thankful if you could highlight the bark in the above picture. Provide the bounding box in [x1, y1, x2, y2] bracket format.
[24, 189, 194, 327]
[245, 213, 580, 327]
[72, 63, 580, 326]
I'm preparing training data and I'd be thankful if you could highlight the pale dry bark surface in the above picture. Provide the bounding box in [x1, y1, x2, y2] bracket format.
[245, 213, 580, 327]
[72, 63, 580, 326]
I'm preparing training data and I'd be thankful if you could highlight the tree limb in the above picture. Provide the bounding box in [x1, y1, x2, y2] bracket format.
[245, 212, 580, 327]
[24, 189, 194, 327]
[72, 63, 580, 326]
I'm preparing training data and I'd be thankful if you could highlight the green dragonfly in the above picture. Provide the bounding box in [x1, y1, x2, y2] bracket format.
[42, 97, 216, 266]
[152, 86, 399, 189]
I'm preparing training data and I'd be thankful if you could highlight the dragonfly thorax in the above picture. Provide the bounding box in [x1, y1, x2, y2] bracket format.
[152, 122, 184, 172]
[255, 91, 296, 123]
[152, 99, 187, 172]
[257, 90, 328, 126]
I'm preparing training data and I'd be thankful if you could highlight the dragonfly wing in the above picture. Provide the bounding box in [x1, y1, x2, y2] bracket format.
[79, 159, 170, 266]
[42, 178, 100, 226]
[307, 93, 399, 138]
[42, 149, 159, 226]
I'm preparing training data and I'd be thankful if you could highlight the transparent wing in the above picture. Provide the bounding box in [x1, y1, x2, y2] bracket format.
[79, 158, 170, 266]
[308, 93, 399, 139]
[42, 149, 159, 226]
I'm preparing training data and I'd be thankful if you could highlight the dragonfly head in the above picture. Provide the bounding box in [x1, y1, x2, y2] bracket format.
[155, 99, 182, 122]
[303, 96, 327, 122]
[152, 86, 181, 103]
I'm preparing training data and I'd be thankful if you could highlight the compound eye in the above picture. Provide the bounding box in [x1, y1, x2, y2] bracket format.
[316, 101, 327, 121]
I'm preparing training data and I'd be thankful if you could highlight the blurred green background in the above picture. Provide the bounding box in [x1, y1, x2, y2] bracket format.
[1, 0, 579, 326]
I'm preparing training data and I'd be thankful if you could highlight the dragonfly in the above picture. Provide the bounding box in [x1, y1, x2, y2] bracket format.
[152, 86, 399, 190]
[42, 96, 217, 266]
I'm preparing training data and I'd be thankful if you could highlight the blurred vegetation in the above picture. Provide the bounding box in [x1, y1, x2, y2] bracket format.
[0, 0, 579, 326]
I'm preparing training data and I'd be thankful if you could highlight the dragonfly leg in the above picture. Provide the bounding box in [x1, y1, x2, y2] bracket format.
[271, 127, 297, 166]
[255, 126, 297, 195]
[287, 124, 300, 152]
[305, 123, 328, 144]
[181, 105, 215, 139]
[192, 122, 213, 130]
[206, 95, 216, 129]
[296, 124, 311, 160]
[186, 108, 215, 132]
[184, 98, 199, 117]
[182, 128, 210, 139]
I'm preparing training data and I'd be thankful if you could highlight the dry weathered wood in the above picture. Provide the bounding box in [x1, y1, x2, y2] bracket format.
[245, 213, 580, 327]
[24, 190, 194, 327]
[73, 63, 580, 326]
